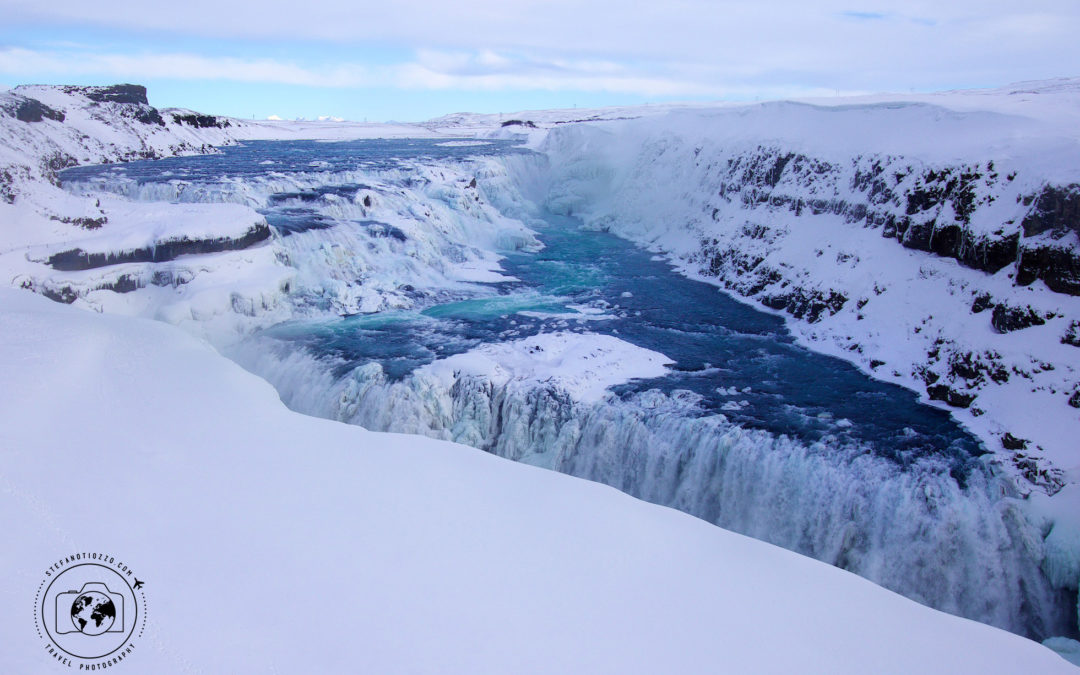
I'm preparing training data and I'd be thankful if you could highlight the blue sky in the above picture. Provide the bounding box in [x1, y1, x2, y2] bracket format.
[1, 1, 1078, 121]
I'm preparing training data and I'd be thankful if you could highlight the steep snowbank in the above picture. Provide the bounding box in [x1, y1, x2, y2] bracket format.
[1, 289, 1076, 673]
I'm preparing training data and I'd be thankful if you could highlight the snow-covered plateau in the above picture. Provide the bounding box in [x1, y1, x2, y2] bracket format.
[2, 82, 1080, 670]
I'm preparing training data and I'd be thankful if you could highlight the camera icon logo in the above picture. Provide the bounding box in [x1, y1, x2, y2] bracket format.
[35, 556, 144, 664]
[55, 582, 125, 636]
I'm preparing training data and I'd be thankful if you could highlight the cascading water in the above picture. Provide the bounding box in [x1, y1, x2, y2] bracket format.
[61, 138, 1078, 639]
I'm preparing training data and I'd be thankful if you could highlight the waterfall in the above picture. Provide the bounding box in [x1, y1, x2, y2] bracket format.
[229, 338, 1074, 639]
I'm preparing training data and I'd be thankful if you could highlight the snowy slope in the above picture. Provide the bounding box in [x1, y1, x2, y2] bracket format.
[0, 289, 1075, 674]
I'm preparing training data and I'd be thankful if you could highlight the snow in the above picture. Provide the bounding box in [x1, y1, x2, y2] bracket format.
[418, 331, 673, 403]
[0, 288, 1074, 673]
[24, 198, 265, 261]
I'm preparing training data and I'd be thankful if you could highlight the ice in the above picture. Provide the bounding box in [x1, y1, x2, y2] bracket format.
[1043, 637, 1080, 667]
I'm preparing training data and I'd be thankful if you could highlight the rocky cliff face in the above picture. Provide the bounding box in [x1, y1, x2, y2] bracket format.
[695, 147, 1080, 299]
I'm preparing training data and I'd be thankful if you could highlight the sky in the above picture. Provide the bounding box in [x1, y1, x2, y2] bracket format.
[0, 1, 1078, 122]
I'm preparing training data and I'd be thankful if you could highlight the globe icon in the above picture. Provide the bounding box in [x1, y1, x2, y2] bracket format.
[70, 591, 116, 636]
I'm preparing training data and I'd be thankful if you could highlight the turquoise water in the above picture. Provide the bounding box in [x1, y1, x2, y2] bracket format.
[62, 139, 984, 477]
[268, 210, 984, 481]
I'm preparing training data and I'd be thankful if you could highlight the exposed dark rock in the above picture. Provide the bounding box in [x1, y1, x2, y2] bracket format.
[98, 274, 141, 294]
[914, 365, 940, 385]
[1021, 185, 1080, 239]
[13, 97, 65, 123]
[46, 223, 271, 271]
[947, 350, 1009, 384]
[0, 168, 15, 204]
[1008, 185, 1080, 295]
[171, 113, 231, 129]
[135, 107, 165, 126]
[991, 304, 1047, 333]
[760, 288, 847, 323]
[926, 384, 976, 408]
[1069, 389, 1080, 409]
[50, 84, 164, 125]
[1063, 321, 1080, 347]
[28, 272, 151, 306]
[893, 220, 1018, 274]
[971, 293, 994, 313]
[40, 286, 79, 304]
[763, 153, 794, 187]
[2, 94, 65, 123]
[705, 148, 1080, 299]
[1001, 433, 1028, 450]
[50, 214, 107, 230]
[40, 152, 79, 186]
[741, 223, 773, 240]
[150, 270, 193, 287]
[1015, 243, 1080, 295]
[903, 167, 982, 224]
[959, 233, 1020, 273]
[501, 119, 537, 128]
[70, 84, 150, 105]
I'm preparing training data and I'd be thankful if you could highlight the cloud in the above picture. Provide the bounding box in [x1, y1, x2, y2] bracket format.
[4, 1, 1078, 63]
[0, 47, 366, 87]
[0, 45, 839, 99]
[0, 1, 1078, 97]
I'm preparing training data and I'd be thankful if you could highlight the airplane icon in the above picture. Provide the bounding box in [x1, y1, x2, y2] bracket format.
[133, 578, 145, 590]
